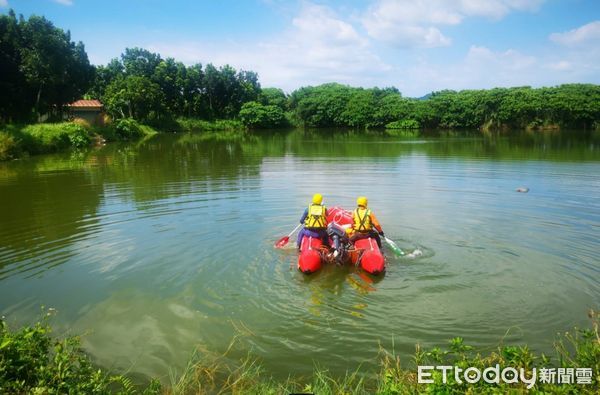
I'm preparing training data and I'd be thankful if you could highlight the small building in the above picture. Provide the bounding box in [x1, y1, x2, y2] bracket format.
[68, 99, 105, 126]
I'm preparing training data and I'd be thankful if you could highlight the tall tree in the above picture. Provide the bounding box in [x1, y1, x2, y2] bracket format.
[104, 75, 165, 121]
[121, 47, 162, 79]
[0, 11, 93, 121]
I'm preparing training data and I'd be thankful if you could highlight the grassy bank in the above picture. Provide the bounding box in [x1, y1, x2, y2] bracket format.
[0, 119, 159, 161]
[173, 118, 246, 133]
[0, 123, 91, 161]
[0, 118, 248, 162]
[1, 311, 598, 394]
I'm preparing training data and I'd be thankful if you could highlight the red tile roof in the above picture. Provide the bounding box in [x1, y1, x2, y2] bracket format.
[69, 99, 103, 108]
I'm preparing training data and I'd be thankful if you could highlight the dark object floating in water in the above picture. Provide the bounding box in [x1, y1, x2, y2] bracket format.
[516, 187, 529, 193]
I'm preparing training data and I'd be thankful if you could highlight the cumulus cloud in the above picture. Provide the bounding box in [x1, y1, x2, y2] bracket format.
[465, 45, 536, 71]
[88, 0, 598, 97]
[550, 21, 600, 47]
[0, 0, 9, 8]
[393, 40, 600, 97]
[546, 60, 572, 71]
[393, 46, 543, 96]
[148, 2, 390, 91]
[363, 0, 545, 47]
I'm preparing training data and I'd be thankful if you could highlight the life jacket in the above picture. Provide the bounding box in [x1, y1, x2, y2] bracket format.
[353, 207, 372, 232]
[305, 204, 326, 228]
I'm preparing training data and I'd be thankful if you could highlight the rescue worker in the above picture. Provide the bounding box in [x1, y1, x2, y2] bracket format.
[350, 196, 384, 248]
[297, 193, 329, 249]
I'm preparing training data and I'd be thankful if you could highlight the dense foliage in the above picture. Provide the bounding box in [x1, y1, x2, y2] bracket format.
[287, 83, 600, 131]
[2, 10, 600, 138]
[90, 48, 261, 123]
[239, 101, 286, 128]
[0, 120, 157, 160]
[0, 11, 94, 122]
[0, 314, 161, 394]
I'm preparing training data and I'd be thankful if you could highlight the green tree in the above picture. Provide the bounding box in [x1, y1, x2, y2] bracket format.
[0, 11, 93, 122]
[104, 75, 166, 121]
[239, 101, 286, 128]
[259, 87, 288, 109]
[88, 58, 124, 99]
[121, 47, 162, 78]
[0, 10, 28, 121]
[340, 89, 376, 128]
[153, 58, 187, 115]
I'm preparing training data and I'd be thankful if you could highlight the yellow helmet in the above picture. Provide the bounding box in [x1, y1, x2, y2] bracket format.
[357, 196, 368, 207]
[312, 193, 323, 205]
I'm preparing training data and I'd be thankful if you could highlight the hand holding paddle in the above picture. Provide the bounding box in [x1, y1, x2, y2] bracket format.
[275, 223, 302, 248]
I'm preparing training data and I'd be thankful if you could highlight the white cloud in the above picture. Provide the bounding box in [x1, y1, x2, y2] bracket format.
[363, 0, 544, 48]
[460, 0, 544, 18]
[546, 60, 572, 71]
[393, 42, 600, 97]
[292, 3, 366, 47]
[394, 46, 541, 95]
[87, 0, 599, 97]
[148, 2, 390, 91]
[465, 46, 536, 71]
[53, 0, 73, 6]
[550, 21, 600, 47]
[0, 0, 9, 8]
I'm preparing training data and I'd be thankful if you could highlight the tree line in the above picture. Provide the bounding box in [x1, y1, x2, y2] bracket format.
[0, 10, 93, 122]
[1, 10, 599, 131]
[89, 48, 262, 123]
[286, 83, 600, 131]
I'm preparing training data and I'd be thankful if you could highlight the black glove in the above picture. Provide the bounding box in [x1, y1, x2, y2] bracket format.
[379, 231, 385, 237]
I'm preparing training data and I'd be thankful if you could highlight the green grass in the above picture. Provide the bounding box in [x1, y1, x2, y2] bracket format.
[0, 122, 91, 158]
[385, 120, 421, 130]
[21, 122, 91, 152]
[98, 118, 158, 141]
[174, 118, 246, 133]
[167, 312, 600, 394]
[3, 310, 597, 394]
[0, 120, 158, 161]
[0, 117, 246, 161]
[0, 310, 160, 394]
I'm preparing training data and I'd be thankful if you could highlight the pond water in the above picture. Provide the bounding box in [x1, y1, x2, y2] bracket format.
[1, 130, 599, 380]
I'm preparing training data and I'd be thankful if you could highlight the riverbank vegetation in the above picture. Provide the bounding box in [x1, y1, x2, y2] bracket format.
[0, 120, 158, 161]
[1, 9, 600, 162]
[1, 310, 598, 394]
[287, 83, 600, 131]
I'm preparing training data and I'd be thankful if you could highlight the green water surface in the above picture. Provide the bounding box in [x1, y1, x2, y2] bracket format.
[1, 130, 599, 380]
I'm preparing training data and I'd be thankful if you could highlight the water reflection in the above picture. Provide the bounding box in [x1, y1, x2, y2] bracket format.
[0, 129, 598, 381]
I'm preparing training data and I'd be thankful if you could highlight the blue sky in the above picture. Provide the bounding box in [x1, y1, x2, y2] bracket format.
[2, 0, 599, 96]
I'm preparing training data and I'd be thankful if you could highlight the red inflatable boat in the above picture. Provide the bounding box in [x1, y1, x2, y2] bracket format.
[298, 235, 324, 274]
[351, 237, 386, 275]
[297, 206, 385, 275]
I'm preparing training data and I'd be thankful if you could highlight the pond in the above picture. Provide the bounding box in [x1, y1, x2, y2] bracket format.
[1, 130, 599, 380]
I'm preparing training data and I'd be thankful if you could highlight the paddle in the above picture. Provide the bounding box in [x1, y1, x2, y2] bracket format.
[274, 223, 302, 248]
[383, 235, 405, 256]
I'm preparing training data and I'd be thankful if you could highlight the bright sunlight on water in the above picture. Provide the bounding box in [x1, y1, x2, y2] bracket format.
[1, 130, 599, 380]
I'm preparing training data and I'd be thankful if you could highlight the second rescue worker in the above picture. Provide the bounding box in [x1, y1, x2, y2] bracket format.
[350, 196, 384, 248]
[297, 193, 330, 249]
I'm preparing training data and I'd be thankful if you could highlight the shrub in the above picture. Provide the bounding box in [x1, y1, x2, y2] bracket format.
[0, 132, 19, 161]
[239, 101, 287, 128]
[20, 122, 91, 153]
[176, 118, 245, 132]
[113, 118, 144, 140]
[385, 119, 421, 129]
[0, 314, 161, 394]
[64, 124, 92, 148]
